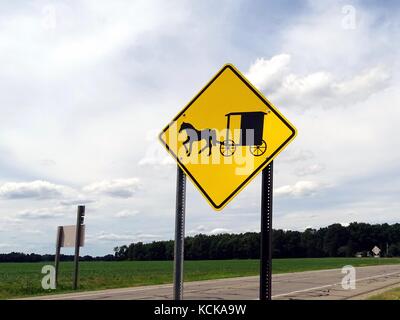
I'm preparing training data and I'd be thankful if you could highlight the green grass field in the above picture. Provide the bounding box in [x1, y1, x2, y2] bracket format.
[1, 257, 400, 299]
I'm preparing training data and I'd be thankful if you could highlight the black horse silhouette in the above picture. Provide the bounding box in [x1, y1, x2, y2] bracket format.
[179, 122, 217, 156]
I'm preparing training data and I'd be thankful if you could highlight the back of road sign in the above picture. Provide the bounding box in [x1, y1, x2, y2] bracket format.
[60, 225, 85, 247]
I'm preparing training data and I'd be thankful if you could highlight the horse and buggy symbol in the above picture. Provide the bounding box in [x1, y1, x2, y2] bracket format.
[179, 111, 269, 157]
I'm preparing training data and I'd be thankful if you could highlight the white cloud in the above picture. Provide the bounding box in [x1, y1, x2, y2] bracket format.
[187, 226, 232, 236]
[59, 198, 95, 206]
[0, 216, 22, 224]
[334, 66, 391, 96]
[0, 1, 178, 79]
[278, 71, 333, 99]
[277, 66, 390, 108]
[247, 54, 391, 109]
[296, 164, 325, 176]
[137, 234, 161, 239]
[187, 225, 207, 235]
[274, 200, 400, 231]
[280, 148, 314, 163]
[138, 155, 175, 167]
[83, 178, 140, 198]
[274, 181, 321, 198]
[96, 232, 161, 242]
[115, 210, 139, 218]
[209, 228, 231, 235]
[21, 229, 44, 235]
[245, 54, 291, 91]
[138, 135, 175, 167]
[0, 180, 69, 200]
[96, 233, 135, 242]
[16, 206, 67, 219]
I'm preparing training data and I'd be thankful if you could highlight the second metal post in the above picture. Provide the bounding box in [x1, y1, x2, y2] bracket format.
[173, 166, 186, 300]
[73, 205, 85, 290]
[260, 161, 273, 300]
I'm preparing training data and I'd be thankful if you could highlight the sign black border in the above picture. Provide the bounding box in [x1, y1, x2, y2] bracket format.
[159, 64, 296, 210]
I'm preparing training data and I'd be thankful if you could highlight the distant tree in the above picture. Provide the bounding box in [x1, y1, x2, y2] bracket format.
[301, 228, 324, 257]
[388, 243, 400, 257]
[323, 224, 349, 257]
[2, 222, 400, 262]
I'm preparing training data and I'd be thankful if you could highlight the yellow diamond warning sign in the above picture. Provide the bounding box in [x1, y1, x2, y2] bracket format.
[159, 64, 297, 210]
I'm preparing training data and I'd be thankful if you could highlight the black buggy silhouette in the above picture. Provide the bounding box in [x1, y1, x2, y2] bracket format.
[220, 111, 268, 157]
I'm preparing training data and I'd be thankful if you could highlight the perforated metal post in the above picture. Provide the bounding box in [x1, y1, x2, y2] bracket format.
[73, 205, 85, 290]
[173, 166, 186, 300]
[260, 161, 273, 300]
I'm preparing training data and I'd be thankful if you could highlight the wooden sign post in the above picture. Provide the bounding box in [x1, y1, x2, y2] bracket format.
[54, 205, 86, 290]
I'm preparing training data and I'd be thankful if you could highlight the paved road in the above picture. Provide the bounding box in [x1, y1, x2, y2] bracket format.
[26, 264, 400, 300]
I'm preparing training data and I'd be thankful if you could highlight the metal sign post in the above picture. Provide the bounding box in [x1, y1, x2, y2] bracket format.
[73, 205, 85, 290]
[173, 166, 186, 300]
[159, 64, 297, 301]
[54, 226, 63, 287]
[260, 161, 273, 300]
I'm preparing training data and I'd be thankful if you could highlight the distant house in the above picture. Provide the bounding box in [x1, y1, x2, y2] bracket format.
[355, 251, 370, 258]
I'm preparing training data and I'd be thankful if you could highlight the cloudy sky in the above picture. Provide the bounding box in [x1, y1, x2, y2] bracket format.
[0, 0, 399, 255]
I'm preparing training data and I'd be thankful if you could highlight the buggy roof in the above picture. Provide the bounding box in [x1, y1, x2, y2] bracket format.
[225, 111, 267, 117]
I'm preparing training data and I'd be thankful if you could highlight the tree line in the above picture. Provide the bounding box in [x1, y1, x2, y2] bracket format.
[0, 252, 115, 263]
[2, 222, 400, 262]
[113, 222, 400, 260]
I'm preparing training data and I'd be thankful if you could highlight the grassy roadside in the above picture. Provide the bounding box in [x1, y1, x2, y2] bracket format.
[1, 257, 400, 299]
[368, 287, 400, 300]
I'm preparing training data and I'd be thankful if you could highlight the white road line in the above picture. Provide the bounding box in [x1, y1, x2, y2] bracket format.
[272, 270, 400, 298]
[40, 284, 174, 300]
[38, 277, 256, 300]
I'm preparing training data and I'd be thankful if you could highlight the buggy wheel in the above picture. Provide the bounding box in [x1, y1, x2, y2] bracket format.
[220, 140, 236, 157]
[250, 140, 267, 156]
